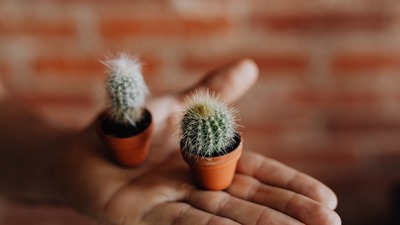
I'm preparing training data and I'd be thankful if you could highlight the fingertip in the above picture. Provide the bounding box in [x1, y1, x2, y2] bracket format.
[238, 58, 259, 85]
[312, 182, 339, 210]
[215, 58, 259, 103]
[292, 172, 339, 210]
[182, 58, 259, 104]
[317, 204, 342, 225]
[325, 189, 339, 210]
[286, 194, 341, 225]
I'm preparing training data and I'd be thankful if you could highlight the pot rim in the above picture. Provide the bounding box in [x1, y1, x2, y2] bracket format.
[97, 108, 152, 139]
[181, 135, 243, 169]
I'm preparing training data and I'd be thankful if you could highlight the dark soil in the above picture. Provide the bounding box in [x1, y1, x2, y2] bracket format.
[100, 110, 152, 138]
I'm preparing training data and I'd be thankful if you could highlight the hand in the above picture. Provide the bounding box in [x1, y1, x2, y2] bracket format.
[51, 59, 340, 225]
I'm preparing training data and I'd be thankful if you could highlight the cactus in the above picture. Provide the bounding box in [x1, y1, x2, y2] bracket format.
[103, 53, 149, 126]
[180, 91, 238, 158]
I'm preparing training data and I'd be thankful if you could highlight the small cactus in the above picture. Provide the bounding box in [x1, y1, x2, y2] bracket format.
[103, 53, 149, 126]
[180, 91, 238, 158]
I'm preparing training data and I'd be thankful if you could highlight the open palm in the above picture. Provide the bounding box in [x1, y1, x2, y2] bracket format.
[54, 59, 341, 225]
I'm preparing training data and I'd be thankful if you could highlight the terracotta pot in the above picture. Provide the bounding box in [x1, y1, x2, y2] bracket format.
[96, 109, 153, 167]
[181, 135, 243, 191]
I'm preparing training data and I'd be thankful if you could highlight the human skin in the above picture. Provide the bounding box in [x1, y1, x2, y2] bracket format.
[0, 59, 341, 225]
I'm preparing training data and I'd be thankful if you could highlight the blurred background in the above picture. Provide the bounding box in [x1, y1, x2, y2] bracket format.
[1, 0, 400, 224]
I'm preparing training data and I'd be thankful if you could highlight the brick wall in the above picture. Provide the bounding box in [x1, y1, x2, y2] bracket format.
[1, 0, 400, 224]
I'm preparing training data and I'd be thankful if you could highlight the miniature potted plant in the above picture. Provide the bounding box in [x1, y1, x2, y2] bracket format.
[96, 53, 153, 167]
[179, 91, 243, 190]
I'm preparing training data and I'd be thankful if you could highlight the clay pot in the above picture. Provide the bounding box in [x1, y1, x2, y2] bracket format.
[96, 109, 153, 167]
[181, 135, 243, 191]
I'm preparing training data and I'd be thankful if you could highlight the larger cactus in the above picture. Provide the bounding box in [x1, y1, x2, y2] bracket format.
[180, 91, 238, 158]
[103, 53, 149, 126]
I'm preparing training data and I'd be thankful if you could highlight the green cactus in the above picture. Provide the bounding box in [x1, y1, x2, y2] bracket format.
[180, 91, 238, 158]
[103, 53, 149, 126]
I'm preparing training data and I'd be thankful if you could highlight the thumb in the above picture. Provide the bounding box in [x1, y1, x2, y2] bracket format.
[182, 59, 259, 104]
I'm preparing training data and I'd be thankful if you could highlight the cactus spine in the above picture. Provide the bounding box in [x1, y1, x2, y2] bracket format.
[103, 53, 149, 126]
[180, 91, 238, 158]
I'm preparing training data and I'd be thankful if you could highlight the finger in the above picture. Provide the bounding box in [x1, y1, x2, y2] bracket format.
[227, 174, 341, 225]
[181, 59, 258, 104]
[185, 191, 303, 225]
[149, 59, 258, 125]
[140, 202, 239, 225]
[237, 151, 338, 210]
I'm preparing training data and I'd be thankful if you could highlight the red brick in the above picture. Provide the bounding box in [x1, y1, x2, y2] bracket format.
[33, 54, 160, 80]
[241, 123, 285, 136]
[271, 151, 358, 165]
[325, 115, 400, 133]
[332, 53, 400, 73]
[18, 94, 93, 108]
[0, 19, 77, 37]
[183, 54, 309, 74]
[243, 127, 359, 162]
[100, 16, 230, 39]
[253, 54, 309, 73]
[286, 90, 320, 106]
[251, 12, 388, 32]
[33, 56, 104, 76]
[287, 90, 380, 107]
[325, 92, 379, 106]
[0, 61, 10, 75]
[375, 134, 400, 158]
[182, 57, 238, 73]
[136, 56, 160, 77]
